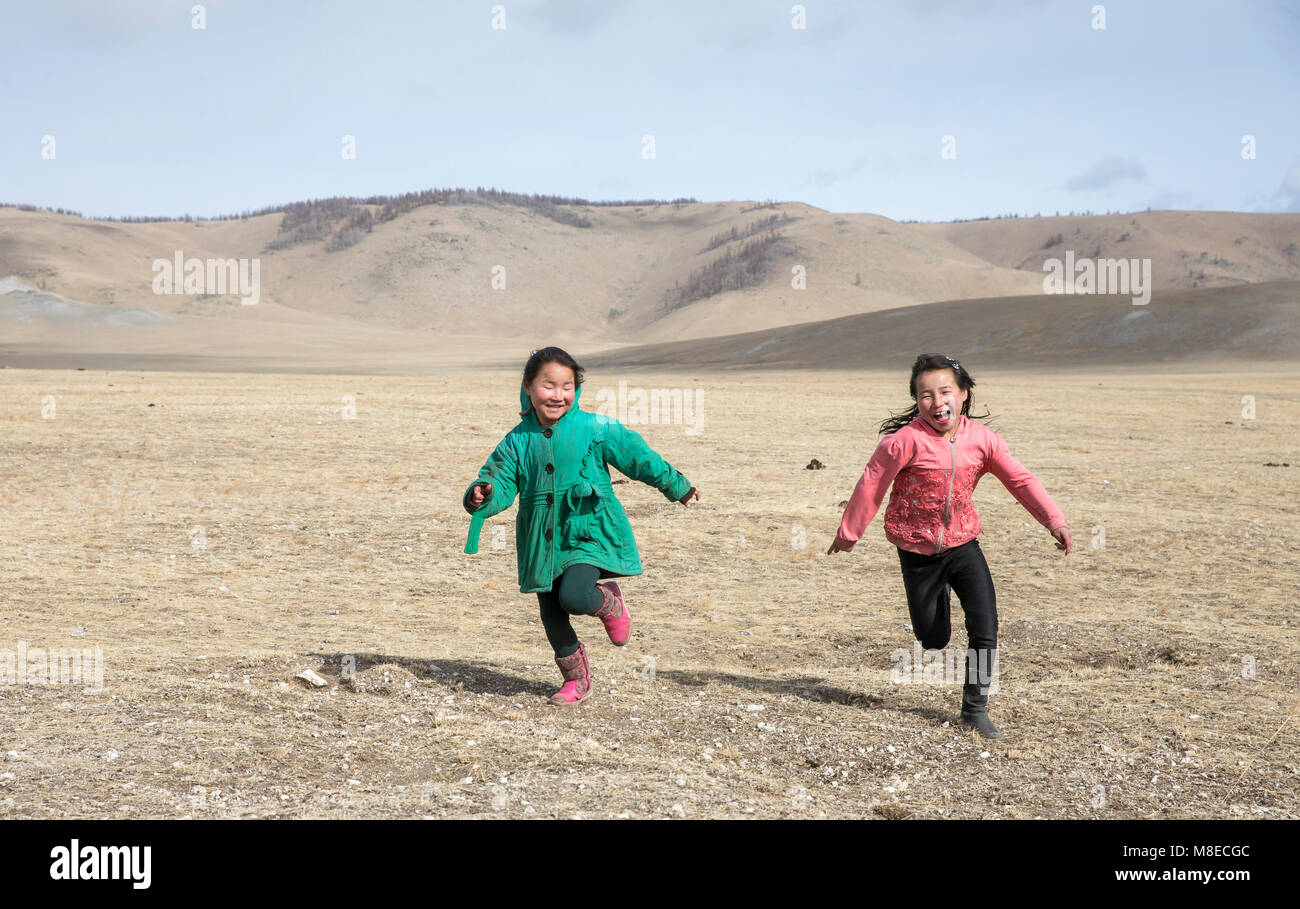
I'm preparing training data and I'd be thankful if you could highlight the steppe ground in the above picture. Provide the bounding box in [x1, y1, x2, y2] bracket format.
[0, 365, 1296, 819]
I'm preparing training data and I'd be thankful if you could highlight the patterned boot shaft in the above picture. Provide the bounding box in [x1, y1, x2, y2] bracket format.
[550, 643, 593, 705]
[593, 582, 631, 646]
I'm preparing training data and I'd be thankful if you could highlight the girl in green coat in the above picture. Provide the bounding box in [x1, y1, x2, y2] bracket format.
[462, 347, 699, 705]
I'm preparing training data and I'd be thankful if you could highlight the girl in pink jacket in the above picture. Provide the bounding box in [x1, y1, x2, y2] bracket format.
[827, 353, 1072, 739]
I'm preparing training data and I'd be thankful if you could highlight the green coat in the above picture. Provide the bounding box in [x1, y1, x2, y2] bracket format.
[463, 383, 693, 593]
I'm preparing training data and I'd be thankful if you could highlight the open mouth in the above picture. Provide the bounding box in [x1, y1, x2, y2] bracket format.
[932, 407, 952, 423]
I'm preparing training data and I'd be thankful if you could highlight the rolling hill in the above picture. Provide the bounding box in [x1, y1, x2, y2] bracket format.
[583, 280, 1300, 372]
[2, 196, 1297, 371]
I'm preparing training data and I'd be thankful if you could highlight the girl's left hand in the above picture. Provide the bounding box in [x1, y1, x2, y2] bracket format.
[678, 487, 700, 507]
[1052, 526, 1073, 554]
[826, 534, 855, 554]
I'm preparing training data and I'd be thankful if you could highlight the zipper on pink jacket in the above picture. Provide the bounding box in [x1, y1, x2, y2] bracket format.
[935, 436, 957, 553]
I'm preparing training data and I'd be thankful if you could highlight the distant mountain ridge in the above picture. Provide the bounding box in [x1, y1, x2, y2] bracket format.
[2, 197, 1297, 371]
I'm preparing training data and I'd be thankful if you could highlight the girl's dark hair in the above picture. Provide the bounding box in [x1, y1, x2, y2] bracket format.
[877, 353, 992, 435]
[522, 346, 584, 387]
[521, 347, 584, 416]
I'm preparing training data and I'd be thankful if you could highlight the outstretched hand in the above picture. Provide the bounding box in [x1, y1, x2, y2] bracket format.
[678, 487, 700, 507]
[826, 534, 855, 555]
[1052, 525, 1073, 554]
[468, 482, 492, 509]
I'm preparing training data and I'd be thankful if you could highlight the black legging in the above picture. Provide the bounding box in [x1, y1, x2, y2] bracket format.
[896, 539, 998, 697]
[537, 563, 607, 658]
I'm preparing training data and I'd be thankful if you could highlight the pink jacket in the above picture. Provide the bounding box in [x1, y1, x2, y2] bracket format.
[837, 414, 1067, 555]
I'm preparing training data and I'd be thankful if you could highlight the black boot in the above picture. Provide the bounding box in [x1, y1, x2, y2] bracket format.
[959, 648, 1000, 739]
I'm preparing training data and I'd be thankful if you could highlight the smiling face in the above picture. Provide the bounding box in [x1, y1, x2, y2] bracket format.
[524, 360, 576, 427]
[914, 368, 968, 437]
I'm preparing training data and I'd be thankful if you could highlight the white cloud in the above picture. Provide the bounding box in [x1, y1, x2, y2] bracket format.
[802, 156, 870, 189]
[1067, 157, 1147, 192]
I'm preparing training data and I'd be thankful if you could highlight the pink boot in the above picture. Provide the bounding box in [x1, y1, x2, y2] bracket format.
[593, 581, 631, 646]
[550, 642, 593, 706]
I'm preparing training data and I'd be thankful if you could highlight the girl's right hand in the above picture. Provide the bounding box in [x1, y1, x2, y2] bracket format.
[468, 482, 493, 509]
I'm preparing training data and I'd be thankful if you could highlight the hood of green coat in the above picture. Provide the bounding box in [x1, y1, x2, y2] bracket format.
[519, 380, 584, 428]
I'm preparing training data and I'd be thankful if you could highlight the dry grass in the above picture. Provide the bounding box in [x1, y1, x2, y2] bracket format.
[0, 366, 1296, 818]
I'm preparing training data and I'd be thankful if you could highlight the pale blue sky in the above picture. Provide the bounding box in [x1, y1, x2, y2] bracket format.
[3, 0, 1298, 220]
